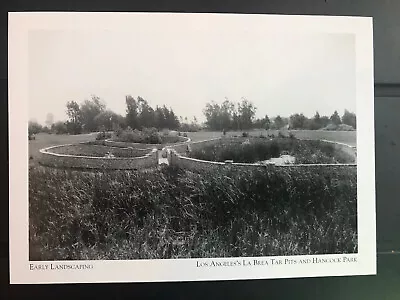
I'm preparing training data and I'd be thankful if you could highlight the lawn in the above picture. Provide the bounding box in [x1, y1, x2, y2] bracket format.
[186, 129, 357, 146]
[29, 132, 98, 166]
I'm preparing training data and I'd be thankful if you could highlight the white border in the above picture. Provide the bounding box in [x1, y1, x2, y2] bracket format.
[8, 12, 376, 284]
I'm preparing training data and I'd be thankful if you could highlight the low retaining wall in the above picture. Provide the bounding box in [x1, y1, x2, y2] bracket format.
[169, 149, 356, 173]
[94, 136, 191, 150]
[168, 137, 222, 154]
[168, 137, 357, 174]
[318, 139, 357, 161]
[39, 145, 158, 170]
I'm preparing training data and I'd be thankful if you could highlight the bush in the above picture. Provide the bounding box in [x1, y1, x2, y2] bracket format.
[322, 123, 338, 131]
[51, 121, 68, 135]
[322, 123, 355, 131]
[242, 132, 249, 138]
[114, 127, 183, 144]
[142, 127, 163, 144]
[96, 132, 112, 140]
[337, 124, 355, 131]
[289, 132, 296, 139]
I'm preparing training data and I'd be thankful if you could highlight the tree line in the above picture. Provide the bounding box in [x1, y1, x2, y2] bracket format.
[202, 98, 356, 131]
[28, 95, 356, 136]
[29, 95, 184, 135]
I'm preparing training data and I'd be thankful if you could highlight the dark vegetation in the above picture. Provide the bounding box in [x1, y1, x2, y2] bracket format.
[29, 95, 355, 139]
[95, 131, 112, 140]
[112, 127, 184, 144]
[29, 165, 357, 260]
[189, 137, 355, 164]
[203, 98, 356, 131]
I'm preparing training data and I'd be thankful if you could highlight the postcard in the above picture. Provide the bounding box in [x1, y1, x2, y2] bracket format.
[9, 12, 375, 284]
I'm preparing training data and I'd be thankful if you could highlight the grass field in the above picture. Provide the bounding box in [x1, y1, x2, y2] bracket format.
[29, 132, 98, 166]
[29, 165, 357, 260]
[187, 129, 357, 146]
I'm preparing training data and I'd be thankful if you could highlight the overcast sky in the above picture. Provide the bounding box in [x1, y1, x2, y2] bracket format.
[28, 17, 356, 125]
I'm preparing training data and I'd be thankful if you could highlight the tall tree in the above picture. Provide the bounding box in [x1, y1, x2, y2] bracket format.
[137, 96, 155, 128]
[80, 95, 106, 132]
[125, 95, 139, 129]
[94, 110, 125, 131]
[237, 98, 256, 130]
[263, 115, 271, 130]
[66, 100, 82, 134]
[330, 110, 342, 126]
[203, 101, 222, 130]
[273, 115, 284, 129]
[28, 120, 43, 135]
[289, 113, 308, 129]
[154, 105, 165, 129]
[166, 107, 180, 129]
[66, 101, 81, 124]
[312, 111, 321, 129]
[342, 109, 356, 129]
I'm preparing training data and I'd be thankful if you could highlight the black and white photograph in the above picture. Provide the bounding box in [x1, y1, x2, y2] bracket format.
[9, 13, 376, 283]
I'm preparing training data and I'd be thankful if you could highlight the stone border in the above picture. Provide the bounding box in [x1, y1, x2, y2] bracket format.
[39, 143, 158, 170]
[48, 142, 152, 157]
[166, 137, 221, 154]
[103, 136, 191, 150]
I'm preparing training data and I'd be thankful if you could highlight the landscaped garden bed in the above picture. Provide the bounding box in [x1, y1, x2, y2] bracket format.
[188, 137, 355, 164]
[46, 143, 151, 158]
[111, 127, 188, 145]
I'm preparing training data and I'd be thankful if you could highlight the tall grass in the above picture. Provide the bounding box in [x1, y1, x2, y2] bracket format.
[189, 137, 355, 164]
[29, 165, 357, 260]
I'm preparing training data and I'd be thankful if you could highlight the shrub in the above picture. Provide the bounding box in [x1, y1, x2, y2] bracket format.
[337, 124, 355, 131]
[118, 127, 145, 143]
[113, 123, 123, 137]
[289, 132, 296, 139]
[183, 132, 188, 137]
[142, 127, 163, 144]
[96, 132, 112, 140]
[242, 132, 249, 137]
[322, 123, 338, 131]
[113, 127, 182, 144]
[278, 131, 286, 138]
